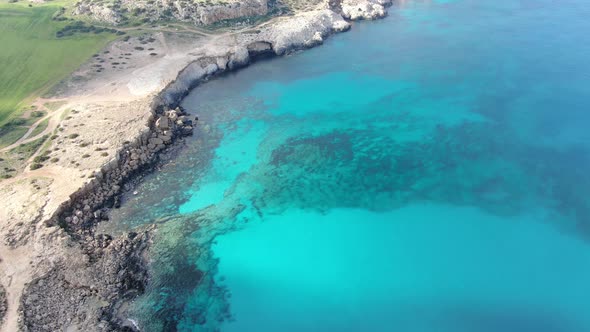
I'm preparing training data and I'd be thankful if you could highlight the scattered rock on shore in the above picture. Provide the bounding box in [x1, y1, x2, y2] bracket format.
[0, 284, 6, 325]
[341, 0, 391, 20]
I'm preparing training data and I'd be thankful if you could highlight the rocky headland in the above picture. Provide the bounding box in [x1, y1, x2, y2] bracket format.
[0, 0, 392, 330]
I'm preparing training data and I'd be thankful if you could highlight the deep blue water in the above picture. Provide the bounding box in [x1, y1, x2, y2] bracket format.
[105, 0, 590, 331]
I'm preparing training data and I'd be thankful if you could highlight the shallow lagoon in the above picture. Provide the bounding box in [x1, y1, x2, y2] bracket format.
[107, 0, 590, 330]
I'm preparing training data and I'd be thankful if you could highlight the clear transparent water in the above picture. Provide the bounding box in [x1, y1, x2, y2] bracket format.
[105, 0, 590, 330]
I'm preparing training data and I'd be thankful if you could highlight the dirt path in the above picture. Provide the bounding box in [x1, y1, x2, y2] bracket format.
[0, 98, 69, 153]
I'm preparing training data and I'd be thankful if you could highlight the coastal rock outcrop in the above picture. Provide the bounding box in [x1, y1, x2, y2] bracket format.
[19, 231, 151, 331]
[228, 46, 251, 70]
[160, 57, 224, 107]
[256, 9, 351, 55]
[247, 41, 275, 60]
[341, 0, 391, 20]
[49, 103, 194, 236]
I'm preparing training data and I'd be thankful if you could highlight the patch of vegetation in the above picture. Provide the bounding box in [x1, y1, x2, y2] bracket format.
[11, 135, 48, 157]
[33, 154, 50, 163]
[0, 114, 40, 148]
[30, 163, 43, 170]
[31, 110, 45, 118]
[56, 20, 120, 38]
[0, 134, 49, 178]
[0, 125, 27, 148]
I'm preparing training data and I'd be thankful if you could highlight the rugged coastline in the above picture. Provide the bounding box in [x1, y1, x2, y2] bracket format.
[0, 0, 392, 330]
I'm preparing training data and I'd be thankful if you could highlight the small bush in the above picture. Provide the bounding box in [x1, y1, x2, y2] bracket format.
[68, 133, 79, 139]
[82, 154, 91, 158]
[30, 163, 43, 170]
[7, 118, 26, 126]
[33, 155, 50, 163]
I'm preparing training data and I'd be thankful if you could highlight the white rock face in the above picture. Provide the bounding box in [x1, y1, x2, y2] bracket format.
[228, 46, 250, 69]
[162, 59, 221, 105]
[74, 4, 121, 25]
[258, 10, 351, 55]
[341, 0, 391, 20]
[312, 31, 324, 43]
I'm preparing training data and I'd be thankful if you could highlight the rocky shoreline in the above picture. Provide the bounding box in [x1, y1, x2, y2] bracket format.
[15, 1, 392, 330]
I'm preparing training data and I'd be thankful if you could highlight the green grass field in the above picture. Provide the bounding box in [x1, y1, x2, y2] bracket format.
[0, 1, 116, 146]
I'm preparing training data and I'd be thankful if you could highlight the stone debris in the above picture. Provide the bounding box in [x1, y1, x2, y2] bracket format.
[341, 0, 392, 20]
[0, 284, 6, 326]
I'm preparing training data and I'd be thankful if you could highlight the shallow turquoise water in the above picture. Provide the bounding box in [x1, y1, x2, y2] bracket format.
[215, 206, 590, 331]
[106, 0, 590, 330]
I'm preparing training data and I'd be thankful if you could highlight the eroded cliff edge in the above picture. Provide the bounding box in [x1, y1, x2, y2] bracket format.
[0, 0, 392, 331]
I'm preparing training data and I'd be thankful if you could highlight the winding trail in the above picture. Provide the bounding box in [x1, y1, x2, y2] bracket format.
[0, 98, 68, 153]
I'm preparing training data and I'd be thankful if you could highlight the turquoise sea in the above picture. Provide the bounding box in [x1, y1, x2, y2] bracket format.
[105, 0, 590, 331]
